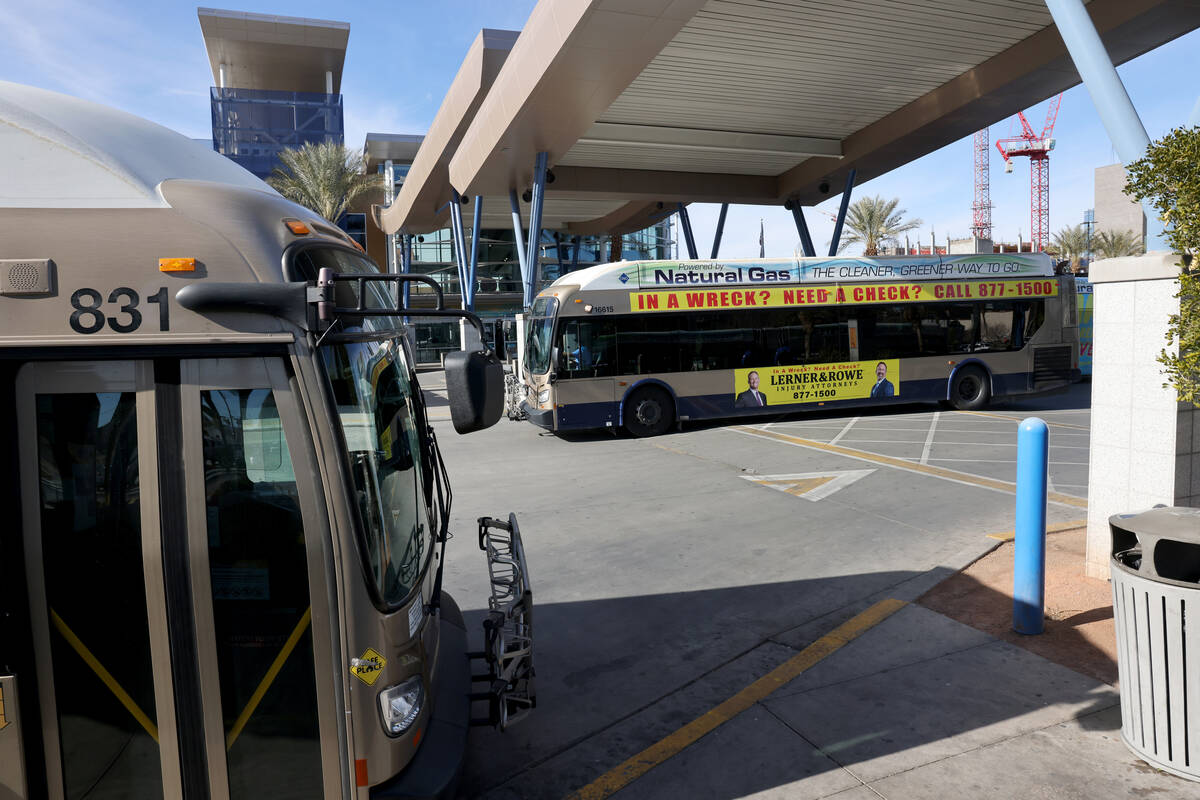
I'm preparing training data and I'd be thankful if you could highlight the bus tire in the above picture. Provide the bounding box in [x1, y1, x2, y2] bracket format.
[949, 366, 990, 411]
[624, 386, 674, 437]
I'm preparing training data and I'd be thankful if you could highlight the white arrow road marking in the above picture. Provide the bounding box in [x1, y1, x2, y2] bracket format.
[741, 469, 876, 501]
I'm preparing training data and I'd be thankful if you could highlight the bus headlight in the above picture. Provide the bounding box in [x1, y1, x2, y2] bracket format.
[378, 676, 424, 736]
[537, 389, 550, 404]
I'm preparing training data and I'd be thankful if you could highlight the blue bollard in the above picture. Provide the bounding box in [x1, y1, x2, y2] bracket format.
[1013, 417, 1049, 634]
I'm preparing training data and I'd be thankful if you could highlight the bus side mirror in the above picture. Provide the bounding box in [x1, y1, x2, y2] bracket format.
[493, 320, 507, 361]
[444, 349, 504, 434]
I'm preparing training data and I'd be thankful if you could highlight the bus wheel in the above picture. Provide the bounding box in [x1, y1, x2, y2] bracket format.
[949, 366, 990, 411]
[624, 386, 674, 437]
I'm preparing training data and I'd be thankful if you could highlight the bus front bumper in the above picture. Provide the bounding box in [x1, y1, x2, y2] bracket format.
[520, 401, 553, 430]
[370, 594, 470, 800]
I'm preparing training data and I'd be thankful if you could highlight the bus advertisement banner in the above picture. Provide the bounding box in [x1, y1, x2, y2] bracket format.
[1076, 276, 1093, 375]
[630, 278, 1058, 313]
[733, 360, 901, 407]
[598, 254, 1054, 291]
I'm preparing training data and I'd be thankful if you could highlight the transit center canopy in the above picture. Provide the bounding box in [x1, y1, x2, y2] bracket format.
[381, 0, 1199, 236]
[198, 7, 349, 94]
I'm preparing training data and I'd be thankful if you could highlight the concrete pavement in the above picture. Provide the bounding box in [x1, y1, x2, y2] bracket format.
[417, 374, 1200, 798]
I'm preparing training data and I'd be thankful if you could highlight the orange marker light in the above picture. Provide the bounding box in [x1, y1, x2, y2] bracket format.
[284, 219, 311, 235]
[159, 257, 196, 272]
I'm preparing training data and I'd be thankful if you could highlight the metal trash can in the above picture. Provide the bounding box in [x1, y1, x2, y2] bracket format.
[1111, 506, 1200, 781]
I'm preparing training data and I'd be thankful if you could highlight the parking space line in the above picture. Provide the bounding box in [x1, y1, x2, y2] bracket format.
[730, 426, 1088, 509]
[955, 410, 1090, 431]
[986, 520, 1087, 541]
[564, 599, 908, 800]
[829, 416, 860, 445]
[928, 458, 1089, 465]
[821, 439, 1088, 449]
[920, 411, 940, 464]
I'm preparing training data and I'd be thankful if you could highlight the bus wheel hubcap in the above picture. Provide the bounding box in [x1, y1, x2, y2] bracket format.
[638, 402, 660, 425]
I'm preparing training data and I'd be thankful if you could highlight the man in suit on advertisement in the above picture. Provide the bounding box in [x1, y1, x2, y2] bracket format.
[870, 361, 895, 398]
[735, 371, 768, 408]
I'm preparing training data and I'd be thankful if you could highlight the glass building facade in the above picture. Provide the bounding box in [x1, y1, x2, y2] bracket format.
[210, 87, 344, 178]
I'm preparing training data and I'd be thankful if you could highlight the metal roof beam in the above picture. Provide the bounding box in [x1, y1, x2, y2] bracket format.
[576, 123, 842, 159]
[549, 166, 776, 205]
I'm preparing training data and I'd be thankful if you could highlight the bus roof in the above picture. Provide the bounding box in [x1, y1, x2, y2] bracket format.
[0, 80, 274, 208]
[0, 82, 366, 348]
[545, 253, 1056, 295]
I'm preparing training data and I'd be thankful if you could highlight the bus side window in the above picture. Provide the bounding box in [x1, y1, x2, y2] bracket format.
[562, 319, 616, 378]
[617, 315, 681, 375]
[979, 302, 1017, 351]
[1024, 300, 1045, 341]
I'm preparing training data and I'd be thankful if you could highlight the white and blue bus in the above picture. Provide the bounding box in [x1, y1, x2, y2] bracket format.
[519, 254, 1078, 436]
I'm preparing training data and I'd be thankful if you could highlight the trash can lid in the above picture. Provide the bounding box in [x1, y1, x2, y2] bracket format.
[1110, 506, 1200, 543]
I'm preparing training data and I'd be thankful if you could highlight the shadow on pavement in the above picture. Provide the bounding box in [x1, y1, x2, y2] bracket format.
[456, 567, 1122, 799]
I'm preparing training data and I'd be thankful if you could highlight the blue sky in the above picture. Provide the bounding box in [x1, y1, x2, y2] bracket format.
[5, 0, 1196, 256]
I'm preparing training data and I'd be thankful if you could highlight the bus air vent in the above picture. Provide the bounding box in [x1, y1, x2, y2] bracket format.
[1033, 345, 1072, 384]
[1, 259, 54, 296]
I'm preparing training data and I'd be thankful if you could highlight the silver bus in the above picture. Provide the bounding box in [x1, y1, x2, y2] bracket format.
[0, 81, 532, 799]
[519, 254, 1077, 436]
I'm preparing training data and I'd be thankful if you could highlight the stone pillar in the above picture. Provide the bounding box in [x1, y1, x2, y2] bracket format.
[1085, 252, 1190, 578]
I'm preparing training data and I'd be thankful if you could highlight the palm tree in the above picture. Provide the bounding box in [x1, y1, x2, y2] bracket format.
[1093, 229, 1144, 260]
[836, 196, 923, 256]
[266, 141, 382, 224]
[1049, 224, 1089, 271]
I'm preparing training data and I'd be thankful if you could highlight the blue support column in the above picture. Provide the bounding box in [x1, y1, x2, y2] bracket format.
[829, 169, 857, 257]
[710, 203, 729, 259]
[790, 203, 816, 258]
[1043, 0, 1150, 167]
[677, 203, 698, 260]
[466, 196, 482, 312]
[524, 151, 548, 309]
[553, 231, 565, 278]
[400, 233, 412, 311]
[448, 189, 469, 307]
[509, 189, 528, 293]
[1013, 417, 1049, 635]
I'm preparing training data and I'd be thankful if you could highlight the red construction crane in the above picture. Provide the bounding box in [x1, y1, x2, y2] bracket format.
[996, 94, 1062, 252]
[971, 127, 993, 241]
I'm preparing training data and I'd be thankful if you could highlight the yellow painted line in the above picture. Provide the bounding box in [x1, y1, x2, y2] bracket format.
[986, 519, 1088, 541]
[731, 425, 1088, 509]
[51, 608, 159, 742]
[565, 598, 907, 800]
[225, 607, 312, 750]
[956, 410, 1090, 432]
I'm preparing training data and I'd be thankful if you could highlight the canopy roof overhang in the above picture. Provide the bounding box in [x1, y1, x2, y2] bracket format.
[198, 7, 349, 94]
[381, 0, 1200, 237]
[364, 133, 424, 175]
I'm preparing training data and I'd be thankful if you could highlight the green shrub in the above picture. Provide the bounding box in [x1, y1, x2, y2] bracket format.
[1125, 127, 1200, 404]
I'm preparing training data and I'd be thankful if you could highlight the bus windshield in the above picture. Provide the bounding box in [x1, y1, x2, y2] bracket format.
[321, 337, 431, 608]
[527, 297, 559, 374]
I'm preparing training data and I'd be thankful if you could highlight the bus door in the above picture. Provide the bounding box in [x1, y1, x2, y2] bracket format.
[556, 318, 618, 428]
[14, 358, 341, 800]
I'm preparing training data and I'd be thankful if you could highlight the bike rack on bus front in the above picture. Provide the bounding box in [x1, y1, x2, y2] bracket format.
[470, 513, 536, 730]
